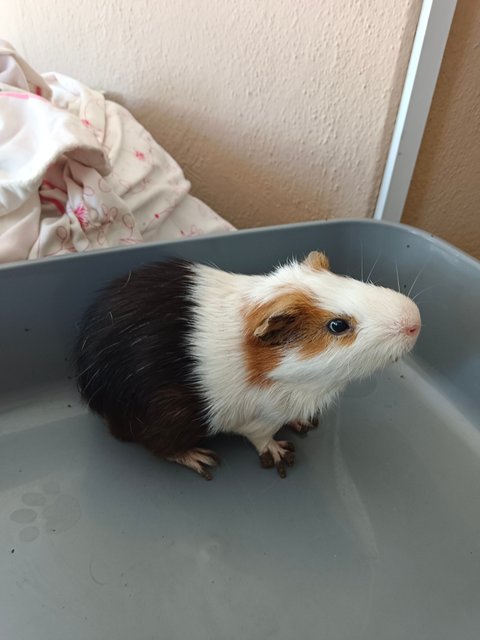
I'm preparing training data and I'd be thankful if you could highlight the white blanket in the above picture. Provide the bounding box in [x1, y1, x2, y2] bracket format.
[0, 41, 234, 263]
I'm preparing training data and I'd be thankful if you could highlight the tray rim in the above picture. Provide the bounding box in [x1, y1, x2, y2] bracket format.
[0, 218, 478, 274]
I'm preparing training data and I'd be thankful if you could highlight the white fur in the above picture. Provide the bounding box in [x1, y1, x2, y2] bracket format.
[188, 259, 420, 454]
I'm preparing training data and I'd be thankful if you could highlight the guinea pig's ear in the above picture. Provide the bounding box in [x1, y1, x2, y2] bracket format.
[303, 251, 330, 271]
[253, 311, 298, 346]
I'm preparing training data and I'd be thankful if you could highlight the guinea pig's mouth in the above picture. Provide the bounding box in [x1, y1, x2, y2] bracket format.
[389, 332, 420, 364]
[392, 336, 420, 363]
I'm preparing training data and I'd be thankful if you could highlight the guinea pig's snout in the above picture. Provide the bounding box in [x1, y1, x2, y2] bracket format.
[398, 302, 421, 340]
[402, 323, 421, 338]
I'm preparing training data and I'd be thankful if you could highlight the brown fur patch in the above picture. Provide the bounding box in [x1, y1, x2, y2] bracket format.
[303, 251, 330, 271]
[243, 290, 356, 385]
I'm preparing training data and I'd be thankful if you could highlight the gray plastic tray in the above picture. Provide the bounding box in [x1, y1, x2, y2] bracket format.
[1, 220, 479, 640]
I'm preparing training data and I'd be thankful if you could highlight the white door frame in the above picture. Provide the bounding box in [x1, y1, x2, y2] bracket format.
[374, 0, 457, 222]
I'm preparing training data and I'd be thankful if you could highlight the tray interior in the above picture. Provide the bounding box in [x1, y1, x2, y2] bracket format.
[1, 221, 479, 640]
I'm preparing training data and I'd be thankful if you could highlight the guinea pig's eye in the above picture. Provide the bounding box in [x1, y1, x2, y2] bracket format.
[327, 319, 350, 334]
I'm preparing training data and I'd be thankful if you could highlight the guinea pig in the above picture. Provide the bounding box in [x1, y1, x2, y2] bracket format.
[74, 251, 421, 479]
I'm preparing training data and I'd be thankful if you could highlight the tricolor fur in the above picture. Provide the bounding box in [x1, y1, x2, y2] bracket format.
[75, 252, 420, 479]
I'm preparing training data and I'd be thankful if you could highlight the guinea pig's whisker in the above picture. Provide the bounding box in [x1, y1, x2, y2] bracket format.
[360, 243, 364, 282]
[395, 263, 401, 293]
[366, 253, 380, 283]
[411, 285, 436, 302]
[408, 262, 429, 298]
[408, 271, 421, 298]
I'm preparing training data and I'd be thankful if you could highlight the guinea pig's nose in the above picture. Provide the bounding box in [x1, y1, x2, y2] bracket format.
[403, 323, 420, 337]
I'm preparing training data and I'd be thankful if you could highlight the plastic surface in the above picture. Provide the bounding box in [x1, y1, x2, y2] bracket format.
[1, 220, 479, 640]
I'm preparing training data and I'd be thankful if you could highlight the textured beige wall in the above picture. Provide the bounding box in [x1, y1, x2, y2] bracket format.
[403, 0, 480, 260]
[2, 0, 420, 228]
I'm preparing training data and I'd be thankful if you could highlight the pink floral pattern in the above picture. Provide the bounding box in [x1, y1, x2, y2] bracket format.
[73, 203, 89, 229]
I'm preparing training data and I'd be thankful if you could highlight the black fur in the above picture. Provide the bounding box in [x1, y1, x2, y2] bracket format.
[74, 260, 209, 458]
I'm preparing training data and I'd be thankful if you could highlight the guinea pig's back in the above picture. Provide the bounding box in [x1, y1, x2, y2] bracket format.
[74, 260, 199, 422]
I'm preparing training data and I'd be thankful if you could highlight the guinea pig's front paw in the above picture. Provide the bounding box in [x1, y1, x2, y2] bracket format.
[286, 416, 319, 436]
[259, 440, 295, 478]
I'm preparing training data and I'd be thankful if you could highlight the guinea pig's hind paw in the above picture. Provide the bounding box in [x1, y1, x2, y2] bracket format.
[287, 418, 319, 435]
[259, 440, 295, 478]
[168, 448, 220, 481]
